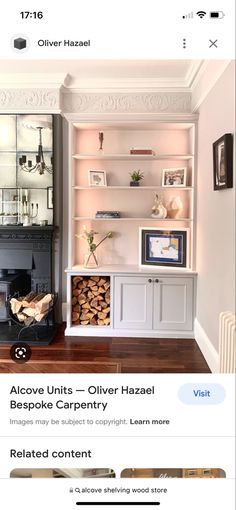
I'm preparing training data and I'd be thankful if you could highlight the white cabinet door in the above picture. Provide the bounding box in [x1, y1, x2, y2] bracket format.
[153, 277, 194, 331]
[114, 276, 153, 329]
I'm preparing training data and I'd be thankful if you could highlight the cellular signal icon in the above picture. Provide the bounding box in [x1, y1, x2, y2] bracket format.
[196, 11, 207, 18]
[182, 12, 194, 19]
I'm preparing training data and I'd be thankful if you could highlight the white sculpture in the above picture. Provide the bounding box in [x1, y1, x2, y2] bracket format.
[166, 196, 183, 218]
[151, 194, 167, 219]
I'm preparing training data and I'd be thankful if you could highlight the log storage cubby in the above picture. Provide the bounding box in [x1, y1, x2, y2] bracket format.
[71, 275, 111, 326]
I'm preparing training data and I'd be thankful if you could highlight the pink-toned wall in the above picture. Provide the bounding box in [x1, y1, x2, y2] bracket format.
[196, 61, 235, 352]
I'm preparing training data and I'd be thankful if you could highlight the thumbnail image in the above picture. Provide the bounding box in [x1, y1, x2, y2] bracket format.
[121, 468, 226, 478]
[10, 468, 116, 478]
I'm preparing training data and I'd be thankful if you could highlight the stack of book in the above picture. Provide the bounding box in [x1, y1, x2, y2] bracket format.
[130, 147, 155, 155]
[95, 211, 121, 219]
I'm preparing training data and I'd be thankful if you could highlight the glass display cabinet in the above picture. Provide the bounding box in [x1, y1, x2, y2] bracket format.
[0, 114, 54, 226]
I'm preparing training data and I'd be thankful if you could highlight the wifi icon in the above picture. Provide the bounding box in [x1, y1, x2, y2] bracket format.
[196, 10, 207, 18]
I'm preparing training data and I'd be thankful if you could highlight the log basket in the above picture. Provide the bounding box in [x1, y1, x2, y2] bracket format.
[7, 292, 58, 342]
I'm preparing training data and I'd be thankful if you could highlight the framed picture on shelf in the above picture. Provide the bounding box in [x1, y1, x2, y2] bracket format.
[47, 186, 53, 209]
[139, 227, 189, 268]
[162, 167, 187, 187]
[88, 170, 107, 187]
[213, 133, 233, 190]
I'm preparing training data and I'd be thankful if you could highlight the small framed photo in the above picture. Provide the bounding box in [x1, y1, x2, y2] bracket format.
[88, 170, 107, 187]
[139, 227, 189, 268]
[47, 187, 53, 209]
[213, 133, 233, 190]
[162, 167, 187, 187]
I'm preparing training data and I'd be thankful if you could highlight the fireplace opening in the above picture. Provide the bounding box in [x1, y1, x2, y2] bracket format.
[0, 270, 31, 322]
[0, 225, 57, 343]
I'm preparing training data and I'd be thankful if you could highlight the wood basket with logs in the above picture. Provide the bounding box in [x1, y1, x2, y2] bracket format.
[71, 275, 110, 326]
[9, 292, 55, 327]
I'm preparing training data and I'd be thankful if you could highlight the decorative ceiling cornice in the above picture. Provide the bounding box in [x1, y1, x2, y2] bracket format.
[0, 88, 61, 113]
[0, 61, 232, 114]
[191, 60, 232, 111]
[62, 91, 192, 114]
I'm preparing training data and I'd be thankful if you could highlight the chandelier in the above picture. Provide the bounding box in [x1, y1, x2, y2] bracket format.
[19, 126, 53, 175]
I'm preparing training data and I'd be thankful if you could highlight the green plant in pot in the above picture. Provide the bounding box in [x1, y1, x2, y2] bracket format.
[129, 169, 144, 187]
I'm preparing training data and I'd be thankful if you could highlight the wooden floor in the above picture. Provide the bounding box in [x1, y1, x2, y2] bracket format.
[0, 324, 211, 373]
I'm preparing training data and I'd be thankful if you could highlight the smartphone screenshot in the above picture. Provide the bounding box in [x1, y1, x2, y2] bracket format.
[0, 1, 235, 509]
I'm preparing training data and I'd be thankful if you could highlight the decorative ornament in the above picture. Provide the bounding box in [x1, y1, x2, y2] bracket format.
[166, 196, 183, 218]
[151, 194, 167, 219]
[98, 131, 104, 152]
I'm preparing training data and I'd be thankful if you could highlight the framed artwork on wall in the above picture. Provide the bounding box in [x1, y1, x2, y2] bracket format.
[139, 227, 189, 268]
[88, 170, 107, 187]
[213, 133, 233, 190]
[162, 167, 187, 187]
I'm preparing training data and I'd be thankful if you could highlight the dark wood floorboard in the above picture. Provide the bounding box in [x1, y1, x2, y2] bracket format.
[0, 324, 211, 373]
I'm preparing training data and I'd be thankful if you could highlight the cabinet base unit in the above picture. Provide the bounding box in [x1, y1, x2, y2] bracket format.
[65, 267, 196, 338]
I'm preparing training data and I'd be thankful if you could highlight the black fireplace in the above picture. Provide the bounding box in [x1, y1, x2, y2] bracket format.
[0, 225, 54, 294]
[0, 225, 56, 343]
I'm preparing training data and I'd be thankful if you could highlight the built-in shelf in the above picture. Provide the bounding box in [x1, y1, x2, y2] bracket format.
[73, 154, 194, 161]
[73, 186, 193, 191]
[69, 118, 196, 275]
[66, 117, 197, 336]
[73, 216, 193, 222]
[66, 264, 198, 275]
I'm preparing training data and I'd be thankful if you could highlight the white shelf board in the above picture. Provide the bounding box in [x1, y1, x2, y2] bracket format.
[66, 264, 197, 276]
[73, 154, 194, 161]
[73, 217, 193, 221]
[73, 186, 193, 191]
[72, 121, 197, 131]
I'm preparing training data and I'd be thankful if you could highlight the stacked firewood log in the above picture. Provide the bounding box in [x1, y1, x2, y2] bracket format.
[10, 292, 54, 326]
[72, 276, 110, 326]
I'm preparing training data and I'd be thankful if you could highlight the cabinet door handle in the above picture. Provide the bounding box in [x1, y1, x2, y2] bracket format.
[155, 278, 159, 283]
[148, 278, 153, 283]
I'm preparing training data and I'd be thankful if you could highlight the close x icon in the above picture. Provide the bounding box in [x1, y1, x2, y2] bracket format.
[209, 39, 218, 47]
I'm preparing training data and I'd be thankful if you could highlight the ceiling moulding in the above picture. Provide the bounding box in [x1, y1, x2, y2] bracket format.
[0, 73, 69, 89]
[62, 92, 192, 114]
[191, 60, 231, 111]
[0, 88, 61, 113]
[63, 78, 191, 91]
[184, 60, 204, 88]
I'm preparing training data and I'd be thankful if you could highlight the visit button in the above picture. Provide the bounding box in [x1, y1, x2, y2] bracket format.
[178, 384, 225, 405]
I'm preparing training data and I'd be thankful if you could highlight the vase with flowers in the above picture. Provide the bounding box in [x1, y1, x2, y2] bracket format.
[76, 226, 113, 268]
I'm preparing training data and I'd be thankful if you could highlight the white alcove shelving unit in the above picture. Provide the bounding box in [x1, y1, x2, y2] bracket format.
[65, 114, 198, 337]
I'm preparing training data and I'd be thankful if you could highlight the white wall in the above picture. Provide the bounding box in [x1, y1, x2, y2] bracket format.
[196, 61, 235, 352]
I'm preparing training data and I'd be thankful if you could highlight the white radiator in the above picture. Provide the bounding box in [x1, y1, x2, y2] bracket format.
[219, 312, 236, 373]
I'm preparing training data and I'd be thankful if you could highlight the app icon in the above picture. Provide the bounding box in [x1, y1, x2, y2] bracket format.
[14, 37, 27, 50]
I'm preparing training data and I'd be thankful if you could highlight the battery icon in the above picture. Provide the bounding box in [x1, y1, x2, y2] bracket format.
[210, 11, 225, 18]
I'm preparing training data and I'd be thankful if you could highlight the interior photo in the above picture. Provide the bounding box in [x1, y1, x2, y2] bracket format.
[10, 468, 115, 478]
[0, 59, 235, 374]
[121, 468, 226, 478]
